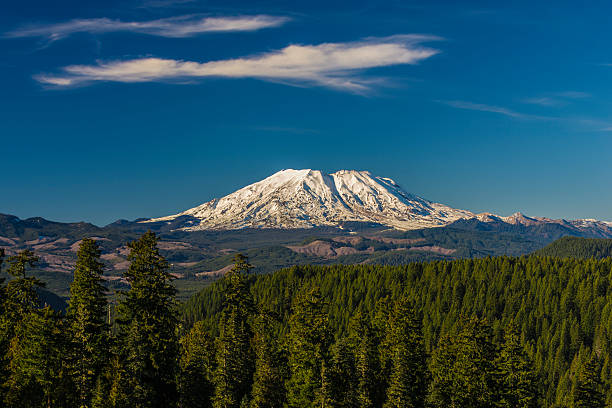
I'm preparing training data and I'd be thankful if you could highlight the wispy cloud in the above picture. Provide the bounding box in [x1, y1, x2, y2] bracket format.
[5, 15, 290, 41]
[555, 91, 590, 99]
[35, 35, 441, 92]
[523, 91, 590, 107]
[437, 100, 528, 118]
[523, 97, 563, 107]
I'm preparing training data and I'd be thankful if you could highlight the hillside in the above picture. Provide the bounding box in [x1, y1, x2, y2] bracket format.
[534, 236, 612, 259]
[183, 256, 612, 407]
[4, 208, 612, 299]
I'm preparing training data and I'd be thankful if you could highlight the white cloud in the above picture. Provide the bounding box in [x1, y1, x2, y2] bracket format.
[437, 100, 526, 118]
[35, 35, 441, 92]
[5, 15, 290, 40]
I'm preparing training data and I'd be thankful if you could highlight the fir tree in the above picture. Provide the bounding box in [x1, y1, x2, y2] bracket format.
[179, 321, 215, 408]
[349, 314, 380, 408]
[285, 286, 332, 408]
[573, 354, 605, 408]
[428, 316, 498, 408]
[496, 322, 539, 408]
[383, 298, 428, 408]
[67, 238, 109, 408]
[327, 337, 357, 408]
[250, 311, 286, 408]
[0, 250, 44, 396]
[116, 231, 179, 408]
[4, 250, 43, 318]
[213, 254, 255, 408]
[4, 307, 72, 408]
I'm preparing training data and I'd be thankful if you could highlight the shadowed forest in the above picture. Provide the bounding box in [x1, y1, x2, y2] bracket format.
[0, 232, 609, 407]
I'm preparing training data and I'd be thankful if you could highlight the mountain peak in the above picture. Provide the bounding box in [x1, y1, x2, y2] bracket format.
[147, 169, 475, 230]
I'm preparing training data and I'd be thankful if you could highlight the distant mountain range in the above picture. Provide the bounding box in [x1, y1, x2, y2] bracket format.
[2, 168, 611, 299]
[145, 169, 612, 236]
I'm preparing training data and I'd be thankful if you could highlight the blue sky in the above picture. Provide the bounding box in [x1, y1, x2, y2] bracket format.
[2, 0, 612, 225]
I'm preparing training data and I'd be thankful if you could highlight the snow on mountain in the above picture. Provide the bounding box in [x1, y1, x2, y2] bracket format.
[147, 169, 476, 231]
[145, 169, 612, 235]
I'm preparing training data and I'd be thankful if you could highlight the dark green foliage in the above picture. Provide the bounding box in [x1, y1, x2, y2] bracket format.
[3, 307, 72, 408]
[383, 298, 428, 408]
[4, 250, 44, 319]
[428, 316, 499, 408]
[179, 321, 215, 408]
[573, 354, 605, 408]
[67, 238, 109, 408]
[249, 311, 286, 408]
[349, 314, 381, 408]
[286, 286, 332, 408]
[496, 322, 539, 408]
[1, 230, 612, 407]
[212, 254, 255, 408]
[185, 256, 612, 407]
[116, 231, 179, 408]
[534, 236, 612, 259]
[0, 250, 47, 404]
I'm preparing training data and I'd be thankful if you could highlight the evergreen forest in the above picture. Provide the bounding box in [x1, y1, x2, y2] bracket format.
[0, 231, 610, 407]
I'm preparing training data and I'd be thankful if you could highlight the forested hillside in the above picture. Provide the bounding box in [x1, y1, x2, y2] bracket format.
[185, 256, 612, 407]
[534, 236, 612, 259]
[1, 233, 610, 407]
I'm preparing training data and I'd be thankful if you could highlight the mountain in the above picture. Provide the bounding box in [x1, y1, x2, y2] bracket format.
[3, 169, 612, 300]
[147, 169, 476, 230]
[146, 169, 612, 236]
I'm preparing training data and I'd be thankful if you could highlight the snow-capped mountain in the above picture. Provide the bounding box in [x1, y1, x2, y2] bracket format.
[147, 169, 476, 230]
[146, 169, 612, 234]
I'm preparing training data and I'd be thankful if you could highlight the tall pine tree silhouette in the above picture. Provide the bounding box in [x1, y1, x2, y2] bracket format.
[116, 231, 178, 408]
[67, 238, 109, 408]
[495, 322, 539, 408]
[213, 254, 255, 408]
[286, 286, 332, 408]
[383, 298, 428, 408]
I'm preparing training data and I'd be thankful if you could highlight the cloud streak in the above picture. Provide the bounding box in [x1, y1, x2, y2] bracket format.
[523, 97, 563, 107]
[5, 15, 290, 40]
[35, 35, 441, 92]
[523, 91, 590, 107]
[437, 100, 528, 118]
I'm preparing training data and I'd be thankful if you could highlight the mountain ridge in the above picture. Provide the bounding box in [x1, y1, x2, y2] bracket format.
[145, 169, 612, 236]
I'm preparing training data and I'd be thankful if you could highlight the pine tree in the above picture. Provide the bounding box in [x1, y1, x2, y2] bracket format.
[250, 311, 286, 408]
[286, 286, 332, 408]
[383, 298, 428, 408]
[428, 316, 498, 408]
[3, 250, 43, 318]
[573, 354, 605, 408]
[4, 307, 72, 408]
[349, 314, 380, 408]
[496, 322, 539, 408]
[179, 321, 215, 408]
[327, 337, 357, 408]
[116, 231, 179, 408]
[67, 238, 109, 408]
[0, 250, 44, 397]
[213, 254, 255, 408]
